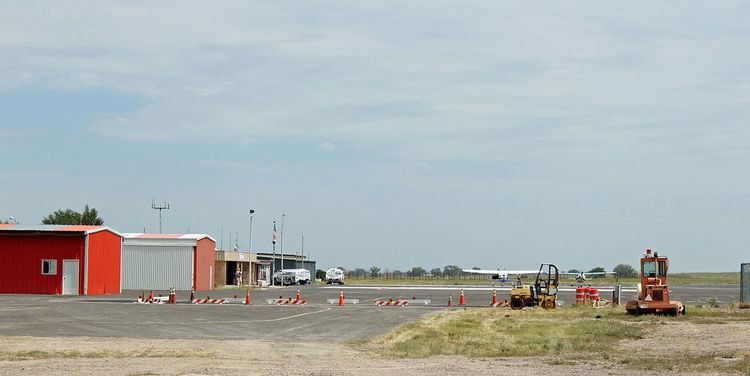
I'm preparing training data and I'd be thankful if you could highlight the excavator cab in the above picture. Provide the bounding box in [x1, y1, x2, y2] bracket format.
[626, 249, 685, 315]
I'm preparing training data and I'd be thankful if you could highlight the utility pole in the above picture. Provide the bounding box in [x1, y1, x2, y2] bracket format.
[220, 227, 224, 250]
[151, 198, 170, 234]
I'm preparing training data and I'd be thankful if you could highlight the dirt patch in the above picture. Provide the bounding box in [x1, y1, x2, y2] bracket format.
[1, 321, 749, 375]
[621, 321, 750, 354]
[0, 336, 695, 375]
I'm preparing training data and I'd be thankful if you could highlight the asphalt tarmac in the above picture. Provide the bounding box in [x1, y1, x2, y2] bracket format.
[0, 284, 740, 341]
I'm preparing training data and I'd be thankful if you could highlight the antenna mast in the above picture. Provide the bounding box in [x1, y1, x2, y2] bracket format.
[151, 197, 170, 233]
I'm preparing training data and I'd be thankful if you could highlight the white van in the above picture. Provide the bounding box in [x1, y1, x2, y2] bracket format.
[274, 269, 311, 286]
[325, 268, 345, 284]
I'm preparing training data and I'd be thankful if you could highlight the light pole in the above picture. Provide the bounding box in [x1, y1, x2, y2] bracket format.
[280, 213, 286, 272]
[272, 220, 277, 284]
[247, 210, 254, 286]
[300, 232, 304, 270]
[248, 210, 255, 253]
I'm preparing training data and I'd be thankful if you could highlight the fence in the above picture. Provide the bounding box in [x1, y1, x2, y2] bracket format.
[741, 263, 749, 303]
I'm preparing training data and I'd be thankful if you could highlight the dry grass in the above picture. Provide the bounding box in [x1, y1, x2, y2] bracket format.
[366, 306, 750, 373]
[367, 307, 642, 358]
[0, 349, 215, 361]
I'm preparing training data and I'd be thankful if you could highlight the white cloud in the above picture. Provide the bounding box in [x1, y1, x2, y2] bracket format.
[317, 142, 337, 152]
[0, 1, 749, 164]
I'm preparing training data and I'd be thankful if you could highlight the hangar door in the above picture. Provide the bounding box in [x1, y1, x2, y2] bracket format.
[122, 246, 194, 290]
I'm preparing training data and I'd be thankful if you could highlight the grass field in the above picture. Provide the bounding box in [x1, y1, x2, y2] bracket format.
[365, 306, 750, 373]
[346, 272, 740, 286]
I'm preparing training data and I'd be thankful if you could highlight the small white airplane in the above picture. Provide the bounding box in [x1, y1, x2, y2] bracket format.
[462, 268, 540, 283]
[561, 271, 616, 285]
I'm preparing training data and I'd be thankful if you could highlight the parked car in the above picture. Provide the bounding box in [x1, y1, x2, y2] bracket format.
[274, 269, 311, 286]
[325, 268, 345, 284]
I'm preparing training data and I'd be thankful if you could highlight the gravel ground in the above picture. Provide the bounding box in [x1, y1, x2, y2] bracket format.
[2, 320, 749, 376]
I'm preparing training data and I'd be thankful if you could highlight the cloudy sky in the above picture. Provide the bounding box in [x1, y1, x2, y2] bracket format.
[1, 2, 749, 271]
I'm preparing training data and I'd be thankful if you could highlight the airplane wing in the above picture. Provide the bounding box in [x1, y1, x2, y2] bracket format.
[462, 269, 538, 275]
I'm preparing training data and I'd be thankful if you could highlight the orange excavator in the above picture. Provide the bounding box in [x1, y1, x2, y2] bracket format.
[626, 249, 685, 316]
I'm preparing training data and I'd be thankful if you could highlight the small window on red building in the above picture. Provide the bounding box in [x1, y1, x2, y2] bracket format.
[42, 259, 57, 275]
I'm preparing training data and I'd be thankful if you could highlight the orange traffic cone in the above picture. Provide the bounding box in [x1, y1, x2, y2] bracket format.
[148, 290, 154, 303]
[168, 287, 176, 304]
[296, 288, 301, 301]
[338, 290, 345, 306]
[448, 293, 453, 307]
[459, 289, 466, 305]
[490, 289, 497, 306]
[245, 289, 251, 305]
[189, 289, 195, 302]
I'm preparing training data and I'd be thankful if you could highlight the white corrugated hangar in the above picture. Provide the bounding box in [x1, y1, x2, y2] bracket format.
[121, 233, 216, 291]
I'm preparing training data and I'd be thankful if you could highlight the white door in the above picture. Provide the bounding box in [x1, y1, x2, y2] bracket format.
[62, 260, 79, 295]
[209, 266, 213, 290]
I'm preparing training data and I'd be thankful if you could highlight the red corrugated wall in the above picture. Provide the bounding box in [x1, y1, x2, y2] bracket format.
[194, 238, 216, 291]
[86, 230, 122, 295]
[0, 234, 85, 294]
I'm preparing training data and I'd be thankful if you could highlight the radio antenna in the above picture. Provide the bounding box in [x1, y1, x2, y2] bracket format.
[151, 197, 170, 233]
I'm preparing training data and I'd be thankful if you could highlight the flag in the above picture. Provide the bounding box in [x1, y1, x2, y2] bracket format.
[272, 221, 277, 244]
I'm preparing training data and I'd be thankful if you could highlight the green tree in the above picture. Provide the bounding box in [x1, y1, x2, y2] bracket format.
[369, 266, 380, 278]
[353, 268, 367, 277]
[443, 265, 462, 277]
[587, 266, 606, 278]
[613, 264, 637, 278]
[42, 205, 104, 225]
[80, 205, 104, 225]
[567, 269, 580, 274]
[410, 266, 426, 277]
[430, 267, 442, 277]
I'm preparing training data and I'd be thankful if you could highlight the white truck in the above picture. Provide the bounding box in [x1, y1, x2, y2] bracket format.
[274, 269, 311, 286]
[325, 268, 345, 284]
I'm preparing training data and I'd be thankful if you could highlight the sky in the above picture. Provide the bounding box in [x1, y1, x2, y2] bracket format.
[1, 1, 749, 272]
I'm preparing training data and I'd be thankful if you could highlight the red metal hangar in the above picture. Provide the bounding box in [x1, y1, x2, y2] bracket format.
[0, 224, 122, 295]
